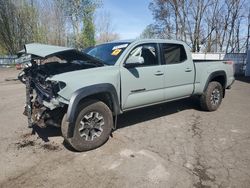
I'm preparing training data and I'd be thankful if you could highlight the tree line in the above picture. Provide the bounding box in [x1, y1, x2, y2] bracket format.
[0, 0, 119, 55]
[141, 0, 249, 53]
[1, 0, 248, 55]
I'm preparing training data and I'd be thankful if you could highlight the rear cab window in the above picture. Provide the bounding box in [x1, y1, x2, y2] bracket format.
[161, 43, 187, 64]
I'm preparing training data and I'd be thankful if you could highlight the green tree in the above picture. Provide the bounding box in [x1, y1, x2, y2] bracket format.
[81, 10, 95, 48]
[80, 1, 96, 48]
[58, 0, 101, 48]
[0, 0, 39, 54]
[0, 44, 7, 55]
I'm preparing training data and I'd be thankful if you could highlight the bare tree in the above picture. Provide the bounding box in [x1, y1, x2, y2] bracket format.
[149, 0, 174, 39]
[95, 11, 119, 43]
[246, 9, 250, 53]
[203, 0, 219, 52]
[148, 0, 249, 52]
[37, 0, 66, 45]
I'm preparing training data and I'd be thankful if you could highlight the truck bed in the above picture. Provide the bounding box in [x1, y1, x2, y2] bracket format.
[193, 60, 235, 94]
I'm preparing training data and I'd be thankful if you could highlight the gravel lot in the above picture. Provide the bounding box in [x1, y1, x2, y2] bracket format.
[0, 68, 250, 188]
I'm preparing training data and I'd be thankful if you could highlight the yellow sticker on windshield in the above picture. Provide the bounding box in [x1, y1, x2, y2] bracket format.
[111, 49, 122, 56]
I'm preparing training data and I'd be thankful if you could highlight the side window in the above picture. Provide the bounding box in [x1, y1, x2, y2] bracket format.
[127, 43, 159, 66]
[162, 43, 187, 64]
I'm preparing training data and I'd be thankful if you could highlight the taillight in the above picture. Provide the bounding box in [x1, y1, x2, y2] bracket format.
[224, 61, 234, 65]
[224, 61, 235, 73]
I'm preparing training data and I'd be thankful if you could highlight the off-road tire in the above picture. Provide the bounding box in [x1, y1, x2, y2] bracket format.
[61, 113, 69, 139]
[62, 100, 113, 151]
[200, 81, 223, 111]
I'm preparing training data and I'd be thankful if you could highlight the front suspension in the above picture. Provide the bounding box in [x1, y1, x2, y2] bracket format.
[25, 76, 33, 128]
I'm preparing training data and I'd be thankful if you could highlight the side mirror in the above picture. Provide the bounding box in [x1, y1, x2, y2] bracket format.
[125, 56, 144, 68]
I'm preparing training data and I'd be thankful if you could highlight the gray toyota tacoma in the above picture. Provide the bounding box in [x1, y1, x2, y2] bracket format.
[18, 39, 235, 151]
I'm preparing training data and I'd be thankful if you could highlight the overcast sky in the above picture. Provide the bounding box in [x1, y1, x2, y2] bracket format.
[96, 0, 154, 39]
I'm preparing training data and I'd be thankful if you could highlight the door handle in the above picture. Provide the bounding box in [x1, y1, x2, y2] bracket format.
[154, 71, 164, 76]
[185, 68, 192, 72]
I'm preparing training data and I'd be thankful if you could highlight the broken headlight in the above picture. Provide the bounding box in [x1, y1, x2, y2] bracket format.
[49, 81, 66, 94]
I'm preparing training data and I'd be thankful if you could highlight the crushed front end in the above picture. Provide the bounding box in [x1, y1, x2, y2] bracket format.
[18, 61, 68, 128]
[17, 43, 104, 128]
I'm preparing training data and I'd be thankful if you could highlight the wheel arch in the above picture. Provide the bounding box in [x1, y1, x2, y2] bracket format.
[203, 71, 227, 96]
[66, 83, 120, 124]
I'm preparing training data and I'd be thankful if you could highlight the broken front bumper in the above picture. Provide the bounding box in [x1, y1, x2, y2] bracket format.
[23, 75, 66, 128]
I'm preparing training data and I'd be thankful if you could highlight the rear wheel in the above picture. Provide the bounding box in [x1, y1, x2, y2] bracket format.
[62, 100, 113, 151]
[200, 81, 223, 111]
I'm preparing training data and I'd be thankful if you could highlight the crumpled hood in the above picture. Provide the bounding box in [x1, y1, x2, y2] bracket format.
[18, 43, 104, 65]
[18, 43, 73, 57]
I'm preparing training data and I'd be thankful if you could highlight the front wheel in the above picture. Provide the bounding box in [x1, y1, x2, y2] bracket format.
[200, 81, 223, 111]
[62, 100, 113, 151]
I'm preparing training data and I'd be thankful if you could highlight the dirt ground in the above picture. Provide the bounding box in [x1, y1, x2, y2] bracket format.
[0, 68, 250, 188]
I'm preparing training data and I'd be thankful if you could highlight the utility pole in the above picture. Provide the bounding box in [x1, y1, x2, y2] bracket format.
[245, 8, 250, 76]
[246, 8, 250, 53]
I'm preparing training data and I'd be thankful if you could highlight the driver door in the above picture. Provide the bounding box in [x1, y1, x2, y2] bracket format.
[120, 43, 165, 110]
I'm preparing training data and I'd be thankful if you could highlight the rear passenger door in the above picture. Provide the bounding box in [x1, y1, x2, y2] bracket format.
[161, 43, 195, 100]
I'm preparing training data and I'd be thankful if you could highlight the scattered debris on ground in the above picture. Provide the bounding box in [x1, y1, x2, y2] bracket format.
[15, 140, 35, 149]
[15, 134, 61, 152]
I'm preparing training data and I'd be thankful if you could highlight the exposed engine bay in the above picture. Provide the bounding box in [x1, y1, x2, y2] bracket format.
[18, 43, 104, 128]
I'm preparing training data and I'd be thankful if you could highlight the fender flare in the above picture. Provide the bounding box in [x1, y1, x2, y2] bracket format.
[203, 71, 227, 92]
[66, 83, 120, 123]
[66, 83, 120, 138]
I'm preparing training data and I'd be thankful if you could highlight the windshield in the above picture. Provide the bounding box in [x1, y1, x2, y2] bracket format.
[87, 42, 130, 65]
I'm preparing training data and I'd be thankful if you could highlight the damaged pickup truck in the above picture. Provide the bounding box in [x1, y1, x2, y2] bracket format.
[18, 39, 235, 151]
